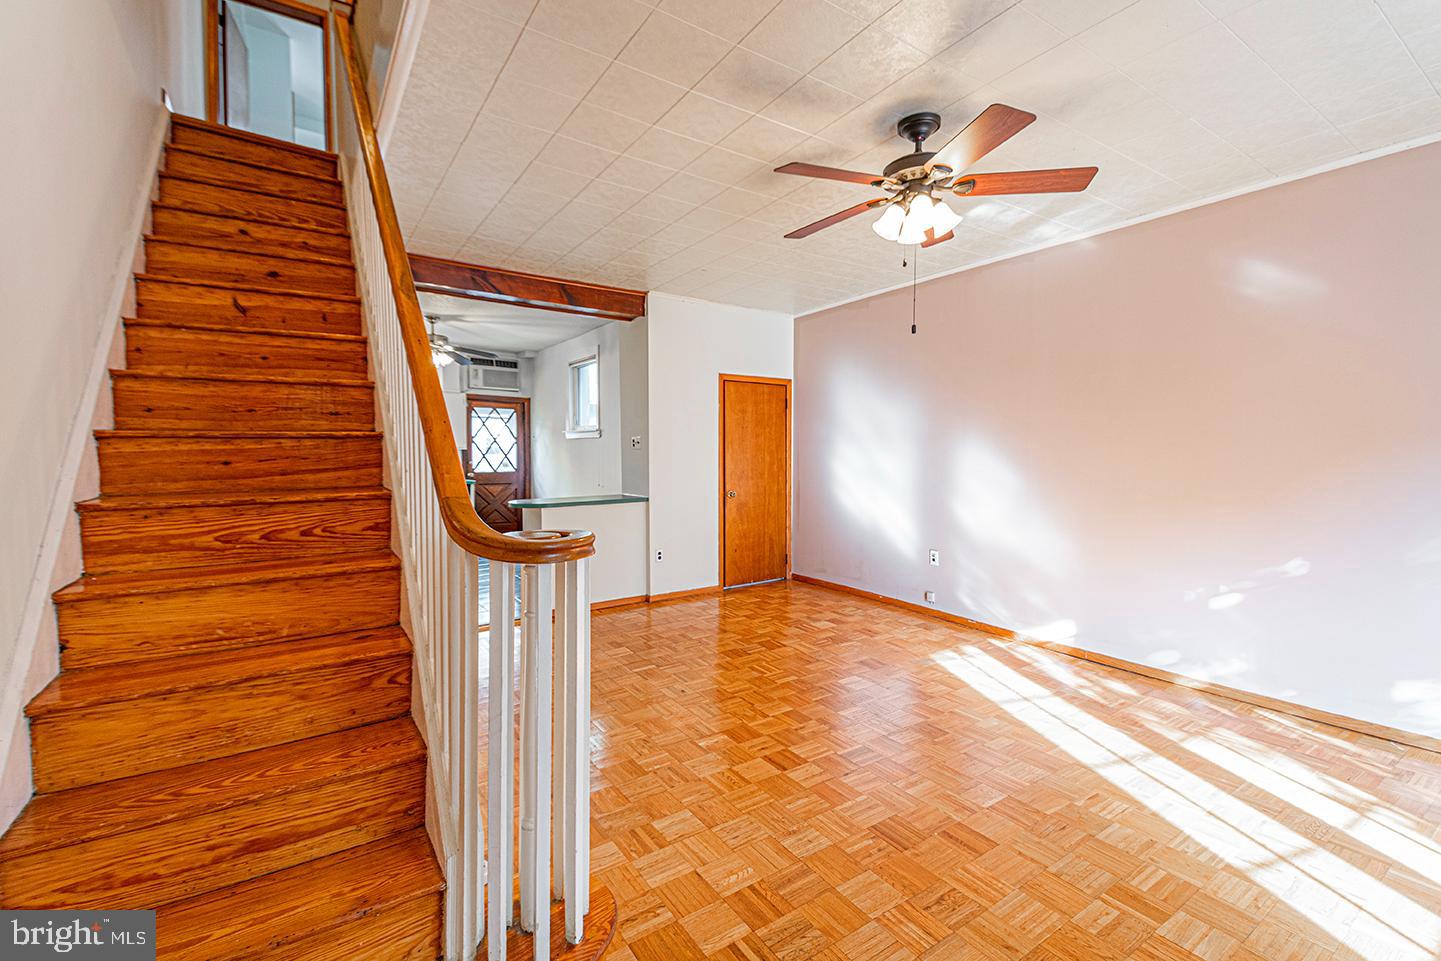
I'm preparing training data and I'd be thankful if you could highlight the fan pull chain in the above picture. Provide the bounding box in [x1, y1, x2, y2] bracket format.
[911, 246, 919, 334]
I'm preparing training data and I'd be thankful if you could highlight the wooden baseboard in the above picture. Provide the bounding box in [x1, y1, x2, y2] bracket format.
[645, 585, 722, 605]
[792, 573, 1441, 756]
[592, 594, 646, 612]
[790, 574, 1014, 640]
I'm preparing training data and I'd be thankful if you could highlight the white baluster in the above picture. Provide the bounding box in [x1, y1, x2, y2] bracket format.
[531, 564, 554, 960]
[487, 561, 516, 960]
[558, 558, 591, 942]
[519, 565, 536, 932]
[463, 549, 482, 952]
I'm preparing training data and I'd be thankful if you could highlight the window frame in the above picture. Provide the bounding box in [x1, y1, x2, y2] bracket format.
[565, 355, 601, 439]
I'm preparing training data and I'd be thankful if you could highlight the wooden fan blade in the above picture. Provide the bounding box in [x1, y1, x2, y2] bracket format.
[928, 104, 1036, 175]
[921, 229, 954, 248]
[774, 162, 883, 185]
[953, 167, 1098, 196]
[784, 199, 887, 239]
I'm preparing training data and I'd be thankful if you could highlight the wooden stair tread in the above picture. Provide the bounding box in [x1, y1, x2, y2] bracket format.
[54, 550, 400, 603]
[160, 172, 347, 211]
[123, 317, 366, 344]
[27, 625, 408, 717]
[134, 272, 360, 304]
[76, 487, 390, 512]
[157, 828, 443, 961]
[165, 143, 341, 187]
[171, 114, 338, 162]
[143, 235, 354, 269]
[111, 366, 371, 388]
[95, 428, 381, 439]
[150, 201, 350, 237]
[0, 718, 423, 860]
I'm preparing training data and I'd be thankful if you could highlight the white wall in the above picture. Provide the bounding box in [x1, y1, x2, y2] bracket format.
[620, 316, 649, 496]
[1, 0, 193, 831]
[647, 293, 793, 597]
[794, 142, 1441, 739]
[523, 503, 648, 604]
[532, 324, 622, 497]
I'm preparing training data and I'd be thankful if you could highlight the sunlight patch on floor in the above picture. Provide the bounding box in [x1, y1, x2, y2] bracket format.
[933, 645, 1441, 961]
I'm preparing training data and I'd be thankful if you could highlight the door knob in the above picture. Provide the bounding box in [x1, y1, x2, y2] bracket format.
[726, 490, 737, 498]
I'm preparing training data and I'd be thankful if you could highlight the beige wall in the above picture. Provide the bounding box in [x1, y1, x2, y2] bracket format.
[1, 0, 185, 830]
[794, 141, 1441, 738]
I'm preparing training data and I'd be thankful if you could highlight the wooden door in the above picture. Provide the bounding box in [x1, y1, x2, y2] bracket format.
[467, 395, 530, 533]
[720, 375, 791, 588]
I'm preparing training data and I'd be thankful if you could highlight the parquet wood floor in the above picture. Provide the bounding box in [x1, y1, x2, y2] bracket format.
[574, 581, 1441, 961]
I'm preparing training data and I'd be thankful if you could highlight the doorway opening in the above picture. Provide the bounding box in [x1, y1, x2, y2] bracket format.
[206, 0, 331, 149]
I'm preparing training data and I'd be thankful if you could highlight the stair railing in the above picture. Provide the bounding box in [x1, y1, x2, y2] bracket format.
[330, 9, 593, 960]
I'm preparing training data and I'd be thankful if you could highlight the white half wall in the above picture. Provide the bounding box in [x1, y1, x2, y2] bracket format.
[794, 141, 1441, 739]
[1, 0, 186, 831]
[646, 293, 793, 597]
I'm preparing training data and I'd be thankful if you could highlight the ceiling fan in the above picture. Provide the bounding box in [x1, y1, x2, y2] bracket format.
[426, 315, 502, 368]
[774, 104, 1097, 247]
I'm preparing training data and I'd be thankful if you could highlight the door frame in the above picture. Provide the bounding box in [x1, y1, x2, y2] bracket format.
[466, 394, 532, 529]
[204, 0, 334, 149]
[717, 373, 792, 589]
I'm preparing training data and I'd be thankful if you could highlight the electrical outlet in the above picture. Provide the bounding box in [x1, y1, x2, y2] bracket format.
[630, 436, 642, 449]
[655, 549, 664, 562]
[924, 590, 936, 603]
[929, 549, 940, 567]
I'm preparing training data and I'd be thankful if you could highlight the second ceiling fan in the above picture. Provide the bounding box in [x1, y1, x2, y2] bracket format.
[774, 103, 1097, 247]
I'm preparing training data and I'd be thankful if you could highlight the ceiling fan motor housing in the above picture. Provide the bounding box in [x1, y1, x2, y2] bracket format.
[883, 111, 944, 179]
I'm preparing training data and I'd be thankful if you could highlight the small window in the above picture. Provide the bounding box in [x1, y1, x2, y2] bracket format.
[566, 357, 600, 438]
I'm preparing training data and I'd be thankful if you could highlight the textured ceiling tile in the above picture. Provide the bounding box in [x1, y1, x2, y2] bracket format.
[879, 0, 1020, 55]
[810, 23, 930, 99]
[1020, 0, 1137, 35]
[658, 0, 777, 42]
[759, 75, 864, 134]
[558, 102, 650, 152]
[617, 11, 734, 87]
[1076, 0, 1216, 65]
[741, 0, 867, 73]
[501, 30, 611, 98]
[625, 127, 711, 169]
[585, 63, 689, 126]
[527, 0, 653, 57]
[656, 91, 753, 143]
[482, 74, 580, 130]
[933, 5, 1065, 82]
[719, 114, 811, 161]
[684, 146, 771, 184]
[541, 136, 622, 178]
[694, 48, 805, 113]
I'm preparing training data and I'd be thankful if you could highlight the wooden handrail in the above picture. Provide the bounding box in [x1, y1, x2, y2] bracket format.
[331, 12, 594, 565]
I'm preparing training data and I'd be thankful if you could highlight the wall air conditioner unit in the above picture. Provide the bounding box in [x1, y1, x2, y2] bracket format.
[465, 354, 522, 393]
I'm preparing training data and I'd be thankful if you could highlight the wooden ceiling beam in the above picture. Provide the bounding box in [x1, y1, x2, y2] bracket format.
[408, 254, 646, 321]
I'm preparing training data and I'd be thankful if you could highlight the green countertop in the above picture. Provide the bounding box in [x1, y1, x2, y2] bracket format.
[508, 494, 649, 509]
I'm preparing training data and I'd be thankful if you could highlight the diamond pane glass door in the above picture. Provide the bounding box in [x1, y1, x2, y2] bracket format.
[467, 397, 529, 533]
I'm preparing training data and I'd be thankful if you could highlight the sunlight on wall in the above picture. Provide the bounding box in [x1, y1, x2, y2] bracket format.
[825, 364, 921, 559]
[933, 646, 1441, 961]
[1231, 258, 1329, 303]
[951, 439, 1074, 580]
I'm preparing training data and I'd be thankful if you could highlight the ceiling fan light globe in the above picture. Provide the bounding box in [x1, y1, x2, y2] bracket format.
[872, 203, 905, 241]
[897, 193, 935, 245]
[930, 199, 962, 236]
[432, 347, 455, 368]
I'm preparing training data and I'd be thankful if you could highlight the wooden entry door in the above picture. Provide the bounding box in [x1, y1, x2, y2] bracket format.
[720, 375, 791, 588]
[467, 395, 530, 533]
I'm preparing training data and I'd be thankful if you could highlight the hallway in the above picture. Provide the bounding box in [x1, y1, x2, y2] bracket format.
[585, 582, 1441, 961]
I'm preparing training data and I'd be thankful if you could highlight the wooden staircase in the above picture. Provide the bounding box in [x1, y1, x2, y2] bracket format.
[0, 115, 444, 960]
